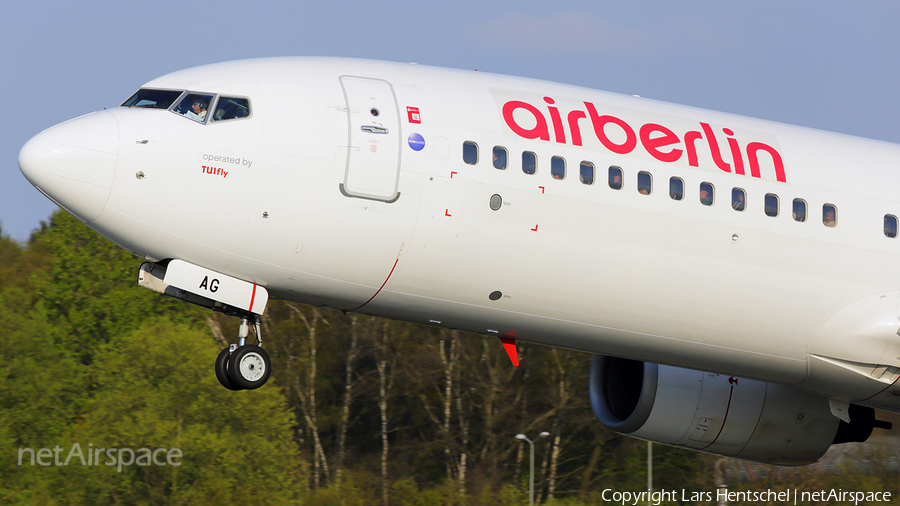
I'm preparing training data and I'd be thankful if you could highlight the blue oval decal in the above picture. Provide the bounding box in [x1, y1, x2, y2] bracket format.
[408, 133, 425, 151]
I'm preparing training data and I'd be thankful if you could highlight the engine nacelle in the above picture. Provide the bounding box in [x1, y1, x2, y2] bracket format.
[589, 355, 879, 465]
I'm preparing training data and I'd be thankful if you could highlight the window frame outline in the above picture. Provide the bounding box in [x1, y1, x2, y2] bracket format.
[608, 166, 624, 190]
[764, 193, 780, 218]
[491, 146, 509, 170]
[522, 150, 537, 175]
[209, 94, 254, 124]
[823, 203, 838, 228]
[550, 155, 566, 181]
[579, 161, 595, 185]
[170, 90, 218, 125]
[669, 176, 684, 201]
[121, 88, 187, 109]
[885, 214, 899, 238]
[792, 198, 807, 223]
[731, 187, 746, 212]
[637, 170, 653, 195]
[462, 141, 479, 165]
[699, 181, 715, 206]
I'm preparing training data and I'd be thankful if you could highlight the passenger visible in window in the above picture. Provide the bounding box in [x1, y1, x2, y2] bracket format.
[669, 177, 683, 200]
[823, 205, 837, 227]
[580, 162, 594, 185]
[522, 151, 536, 175]
[493, 147, 507, 170]
[551, 156, 565, 180]
[732, 189, 745, 211]
[885, 215, 898, 238]
[609, 167, 623, 190]
[637, 171, 651, 195]
[792, 199, 807, 222]
[463, 142, 478, 165]
[699, 182, 714, 206]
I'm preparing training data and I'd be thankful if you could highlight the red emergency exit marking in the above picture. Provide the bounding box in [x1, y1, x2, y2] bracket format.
[450, 171, 457, 178]
[531, 225, 538, 231]
[538, 186, 545, 194]
[445, 209, 452, 217]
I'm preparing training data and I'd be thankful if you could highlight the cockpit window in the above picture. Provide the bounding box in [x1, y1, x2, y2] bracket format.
[212, 96, 251, 122]
[123, 89, 251, 125]
[172, 93, 214, 123]
[122, 89, 183, 109]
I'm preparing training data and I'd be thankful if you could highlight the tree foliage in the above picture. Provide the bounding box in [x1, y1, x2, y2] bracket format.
[1, 210, 896, 505]
[1, 212, 304, 505]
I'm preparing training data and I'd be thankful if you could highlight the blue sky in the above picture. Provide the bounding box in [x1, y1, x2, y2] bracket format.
[3, 1, 900, 241]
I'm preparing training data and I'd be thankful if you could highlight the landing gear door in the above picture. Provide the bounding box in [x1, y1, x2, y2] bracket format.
[339, 76, 401, 203]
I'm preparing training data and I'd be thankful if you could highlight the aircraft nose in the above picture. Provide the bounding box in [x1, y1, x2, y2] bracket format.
[18, 111, 119, 223]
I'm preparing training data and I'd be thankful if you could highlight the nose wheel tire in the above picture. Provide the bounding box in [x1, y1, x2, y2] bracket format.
[227, 345, 271, 390]
[215, 347, 243, 391]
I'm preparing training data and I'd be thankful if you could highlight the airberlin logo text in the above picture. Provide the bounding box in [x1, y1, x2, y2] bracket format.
[502, 97, 786, 183]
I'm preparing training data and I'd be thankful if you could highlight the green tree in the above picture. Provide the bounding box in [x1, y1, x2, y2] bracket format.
[42, 321, 306, 504]
[30, 210, 203, 360]
[0, 294, 84, 505]
[1, 214, 308, 504]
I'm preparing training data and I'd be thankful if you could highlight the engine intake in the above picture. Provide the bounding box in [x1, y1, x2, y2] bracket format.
[589, 355, 884, 465]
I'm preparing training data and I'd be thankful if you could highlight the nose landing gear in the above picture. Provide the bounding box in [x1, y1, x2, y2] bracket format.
[215, 314, 271, 390]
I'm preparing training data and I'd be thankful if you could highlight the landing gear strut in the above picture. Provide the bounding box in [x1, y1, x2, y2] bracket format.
[215, 313, 271, 390]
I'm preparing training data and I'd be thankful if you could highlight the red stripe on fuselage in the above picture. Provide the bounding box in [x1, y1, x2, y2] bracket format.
[348, 258, 400, 312]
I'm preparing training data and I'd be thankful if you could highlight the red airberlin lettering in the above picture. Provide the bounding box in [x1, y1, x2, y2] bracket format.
[584, 102, 636, 154]
[640, 123, 682, 163]
[502, 98, 786, 183]
[502, 101, 549, 141]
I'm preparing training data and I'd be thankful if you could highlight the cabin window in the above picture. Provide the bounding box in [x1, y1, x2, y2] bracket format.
[699, 182, 714, 206]
[637, 171, 652, 195]
[580, 162, 595, 185]
[551, 156, 566, 180]
[731, 188, 745, 211]
[172, 93, 215, 123]
[823, 204, 837, 227]
[669, 177, 684, 200]
[492, 147, 508, 170]
[764, 193, 779, 217]
[609, 166, 623, 190]
[122, 88, 183, 109]
[463, 141, 478, 165]
[522, 151, 536, 174]
[792, 199, 807, 222]
[211, 96, 251, 122]
[885, 215, 898, 238]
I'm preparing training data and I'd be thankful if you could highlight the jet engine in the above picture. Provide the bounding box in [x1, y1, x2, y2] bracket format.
[589, 355, 889, 465]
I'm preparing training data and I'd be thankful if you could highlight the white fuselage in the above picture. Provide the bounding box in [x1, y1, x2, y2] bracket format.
[19, 57, 900, 412]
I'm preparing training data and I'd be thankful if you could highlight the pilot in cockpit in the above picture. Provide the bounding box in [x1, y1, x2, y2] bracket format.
[185, 99, 208, 122]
